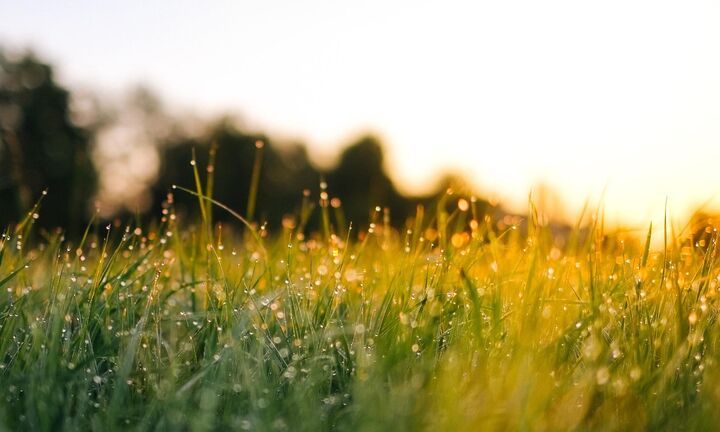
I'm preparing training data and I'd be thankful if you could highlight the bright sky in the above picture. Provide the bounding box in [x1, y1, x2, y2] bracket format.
[2, 0, 720, 229]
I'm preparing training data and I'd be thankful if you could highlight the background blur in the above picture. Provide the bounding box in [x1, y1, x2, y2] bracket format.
[1, 0, 720, 233]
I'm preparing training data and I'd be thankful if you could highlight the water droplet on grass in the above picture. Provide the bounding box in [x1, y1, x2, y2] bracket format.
[596, 367, 610, 385]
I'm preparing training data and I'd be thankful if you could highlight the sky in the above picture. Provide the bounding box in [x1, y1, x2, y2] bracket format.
[2, 0, 720, 229]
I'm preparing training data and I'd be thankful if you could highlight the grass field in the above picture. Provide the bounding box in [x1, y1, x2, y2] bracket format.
[2, 170, 720, 431]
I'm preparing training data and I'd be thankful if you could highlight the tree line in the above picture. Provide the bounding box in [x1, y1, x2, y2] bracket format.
[0, 50, 491, 235]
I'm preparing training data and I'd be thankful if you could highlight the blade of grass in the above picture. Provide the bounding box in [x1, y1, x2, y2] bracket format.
[172, 185, 267, 258]
[246, 139, 265, 222]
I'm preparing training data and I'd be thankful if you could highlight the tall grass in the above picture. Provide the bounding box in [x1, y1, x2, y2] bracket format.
[2, 160, 720, 430]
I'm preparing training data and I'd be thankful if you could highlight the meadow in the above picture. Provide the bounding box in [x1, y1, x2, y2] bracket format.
[1, 161, 720, 431]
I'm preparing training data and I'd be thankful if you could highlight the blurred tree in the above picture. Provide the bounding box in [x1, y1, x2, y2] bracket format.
[153, 119, 320, 227]
[0, 50, 96, 230]
[152, 127, 493, 234]
[0, 51, 498, 237]
[325, 135, 410, 226]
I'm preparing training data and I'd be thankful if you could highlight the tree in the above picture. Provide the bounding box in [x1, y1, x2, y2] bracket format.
[0, 50, 96, 230]
[325, 135, 408, 226]
[153, 120, 320, 227]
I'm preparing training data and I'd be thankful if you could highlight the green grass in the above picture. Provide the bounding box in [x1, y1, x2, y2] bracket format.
[2, 182, 720, 431]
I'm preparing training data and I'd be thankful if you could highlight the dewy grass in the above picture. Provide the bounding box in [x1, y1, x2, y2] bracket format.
[2, 183, 720, 431]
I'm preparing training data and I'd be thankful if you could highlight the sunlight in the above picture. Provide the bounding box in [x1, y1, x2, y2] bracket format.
[1, 0, 719, 226]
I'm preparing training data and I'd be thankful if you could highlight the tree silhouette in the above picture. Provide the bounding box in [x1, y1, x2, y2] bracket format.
[0, 51, 96, 230]
[153, 120, 320, 227]
[0, 52, 501, 238]
[325, 135, 408, 226]
[152, 129, 487, 234]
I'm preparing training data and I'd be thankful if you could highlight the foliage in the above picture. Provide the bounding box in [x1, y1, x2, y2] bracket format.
[152, 126, 469, 232]
[0, 51, 96, 231]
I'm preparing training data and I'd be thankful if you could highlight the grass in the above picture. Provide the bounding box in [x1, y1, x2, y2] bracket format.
[2, 161, 720, 431]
